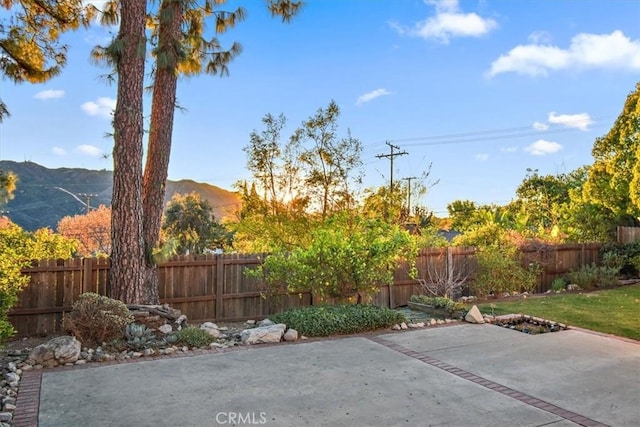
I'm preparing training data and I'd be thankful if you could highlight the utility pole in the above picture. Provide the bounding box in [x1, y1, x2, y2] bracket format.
[78, 193, 98, 214]
[376, 142, 408, 194]
[402, 176, 418, 217]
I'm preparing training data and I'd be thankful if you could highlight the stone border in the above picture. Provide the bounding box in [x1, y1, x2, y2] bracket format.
[368, 335, 611, 427]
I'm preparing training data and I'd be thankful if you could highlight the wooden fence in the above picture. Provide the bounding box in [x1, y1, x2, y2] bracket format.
[9, 244, 602, 337]
[617, 226, 640, 244]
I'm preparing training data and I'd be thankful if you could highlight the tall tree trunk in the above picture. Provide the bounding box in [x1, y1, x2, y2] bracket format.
[142, 0, 182, 303]
[109, 0, 147, 304]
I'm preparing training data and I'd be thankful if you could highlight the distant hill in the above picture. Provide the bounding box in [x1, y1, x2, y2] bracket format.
[0, 160, 241, 231]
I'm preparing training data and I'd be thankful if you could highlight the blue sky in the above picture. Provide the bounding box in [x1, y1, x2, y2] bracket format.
[1, 0, 639, 216]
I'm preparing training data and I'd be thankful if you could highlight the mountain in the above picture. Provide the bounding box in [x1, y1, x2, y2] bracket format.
[0, 160, 241, 231]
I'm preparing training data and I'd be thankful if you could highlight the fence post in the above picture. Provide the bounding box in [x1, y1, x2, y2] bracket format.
[215, 254, 224, 322]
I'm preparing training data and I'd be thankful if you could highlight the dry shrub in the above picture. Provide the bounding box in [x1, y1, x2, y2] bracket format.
[65, 293, 133, 346]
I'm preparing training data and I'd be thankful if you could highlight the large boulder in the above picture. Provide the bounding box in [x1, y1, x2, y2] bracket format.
[27, 336, 81, 368]
[465, 305, 485, 324]
[241, 324, 286, 345]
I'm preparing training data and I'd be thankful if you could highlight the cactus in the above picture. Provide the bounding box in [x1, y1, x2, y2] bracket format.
[124, 323, 156, 349]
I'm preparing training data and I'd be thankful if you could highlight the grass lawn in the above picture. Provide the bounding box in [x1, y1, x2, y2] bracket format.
[473, 284, 640, 341]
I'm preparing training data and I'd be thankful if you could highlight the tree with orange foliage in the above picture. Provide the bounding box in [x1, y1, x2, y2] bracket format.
[57, 205, 111, 257]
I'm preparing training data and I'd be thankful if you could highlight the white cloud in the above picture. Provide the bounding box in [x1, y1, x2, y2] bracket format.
[488, 30, 640, 77]
[34, 89, 65, 100]
[52, 147, 66, 156]
[475, 153, 489, 161]
[500, 146, 518, 153]
[356, 88, 393, 106]
[533, 121, 549, 131]
[524, 140, 563, 156]
[528, 31, 552, 44]
[548, 112, 593, 131]
[81, 97, 116, 119]
[390, 0, 497, 44]
[75, 145, 103, 157]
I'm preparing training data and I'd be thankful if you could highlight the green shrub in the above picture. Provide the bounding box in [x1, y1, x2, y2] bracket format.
[472, 246, 540, 297]
[629, 255, 640, 278]
[599, 243, 640, 277]
[550, 277, 567, 292]
[176, 326, 215, 348]
[0, 223, 77, 344]
[250, 214, 417, 302]
[269, 304, 406, 337]
[566, 263, 619, 290]
[65, 293, 134, 346]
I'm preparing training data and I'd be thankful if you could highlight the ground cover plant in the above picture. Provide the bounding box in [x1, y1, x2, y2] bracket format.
[269, 304, 406, 337]
[474, 284, 640, 340]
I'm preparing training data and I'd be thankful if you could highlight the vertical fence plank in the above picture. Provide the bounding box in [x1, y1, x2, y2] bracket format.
[216, 254, 224, 322]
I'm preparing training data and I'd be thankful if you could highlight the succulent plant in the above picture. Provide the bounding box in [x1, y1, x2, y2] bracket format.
[124, 323, 156, 350]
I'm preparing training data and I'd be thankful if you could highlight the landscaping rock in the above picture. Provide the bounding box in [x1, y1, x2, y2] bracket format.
[283, 328, 299, 342]
[391, 324, 401, 331]
[200, 322, 222, 338]
[27, 336, 81, 368]
[158, 324, 173, 334]
[567, 284, 582, 291]
[241, 324, 286, 344]
[400, 322, 408, 330]
[258, 319, 274, 327]
[465, 305, 485, 324]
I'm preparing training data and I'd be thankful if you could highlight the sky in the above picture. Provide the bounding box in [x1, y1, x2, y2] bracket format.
[1, 0, 639, 216]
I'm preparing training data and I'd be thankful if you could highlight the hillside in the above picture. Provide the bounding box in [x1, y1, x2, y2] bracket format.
[0, 160, 241, 231]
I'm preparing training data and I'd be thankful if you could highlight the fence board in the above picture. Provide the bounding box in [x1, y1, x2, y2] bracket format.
[9, 243, 604, 337]
[618, 226, 640, 244]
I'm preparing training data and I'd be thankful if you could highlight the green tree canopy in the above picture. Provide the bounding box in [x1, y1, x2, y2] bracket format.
[584, 82, 640, 222]
[162, 192, 232, 255]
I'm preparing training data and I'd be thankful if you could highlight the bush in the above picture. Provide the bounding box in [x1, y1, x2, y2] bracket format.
[550, 277, 567, 292]
[566, 263, 619, 290]
[250, 214, 417, 302]
[65, 293, 133, 346]
[472, 246, 540, 297]
[175, 326, 215, 348]
[269, 304, 406, 337]
[599, 243, 640, 277]
[0, 223, 76, 344]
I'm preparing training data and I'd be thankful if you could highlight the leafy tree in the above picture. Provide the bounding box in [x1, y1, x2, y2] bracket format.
[0, 0, 95, 119]
[96, 0, 302, 303]
[0, 223, 76, 342]
[57, 205, 112, 257]
[584, 82, 640, 222]
[161, 192, 232, 255]
[293, 100, 363, 218]
[251, 213, 418, 303]
[361, 184, 406, 223]
[447, 200, 479, 232]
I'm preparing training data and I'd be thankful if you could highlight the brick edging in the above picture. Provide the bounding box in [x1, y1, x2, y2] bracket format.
[12, 369, 41, 427]
[367, 336, 611, 427]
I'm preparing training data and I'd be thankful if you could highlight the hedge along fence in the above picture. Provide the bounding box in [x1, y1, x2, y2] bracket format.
[9, 244, 602, 337]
